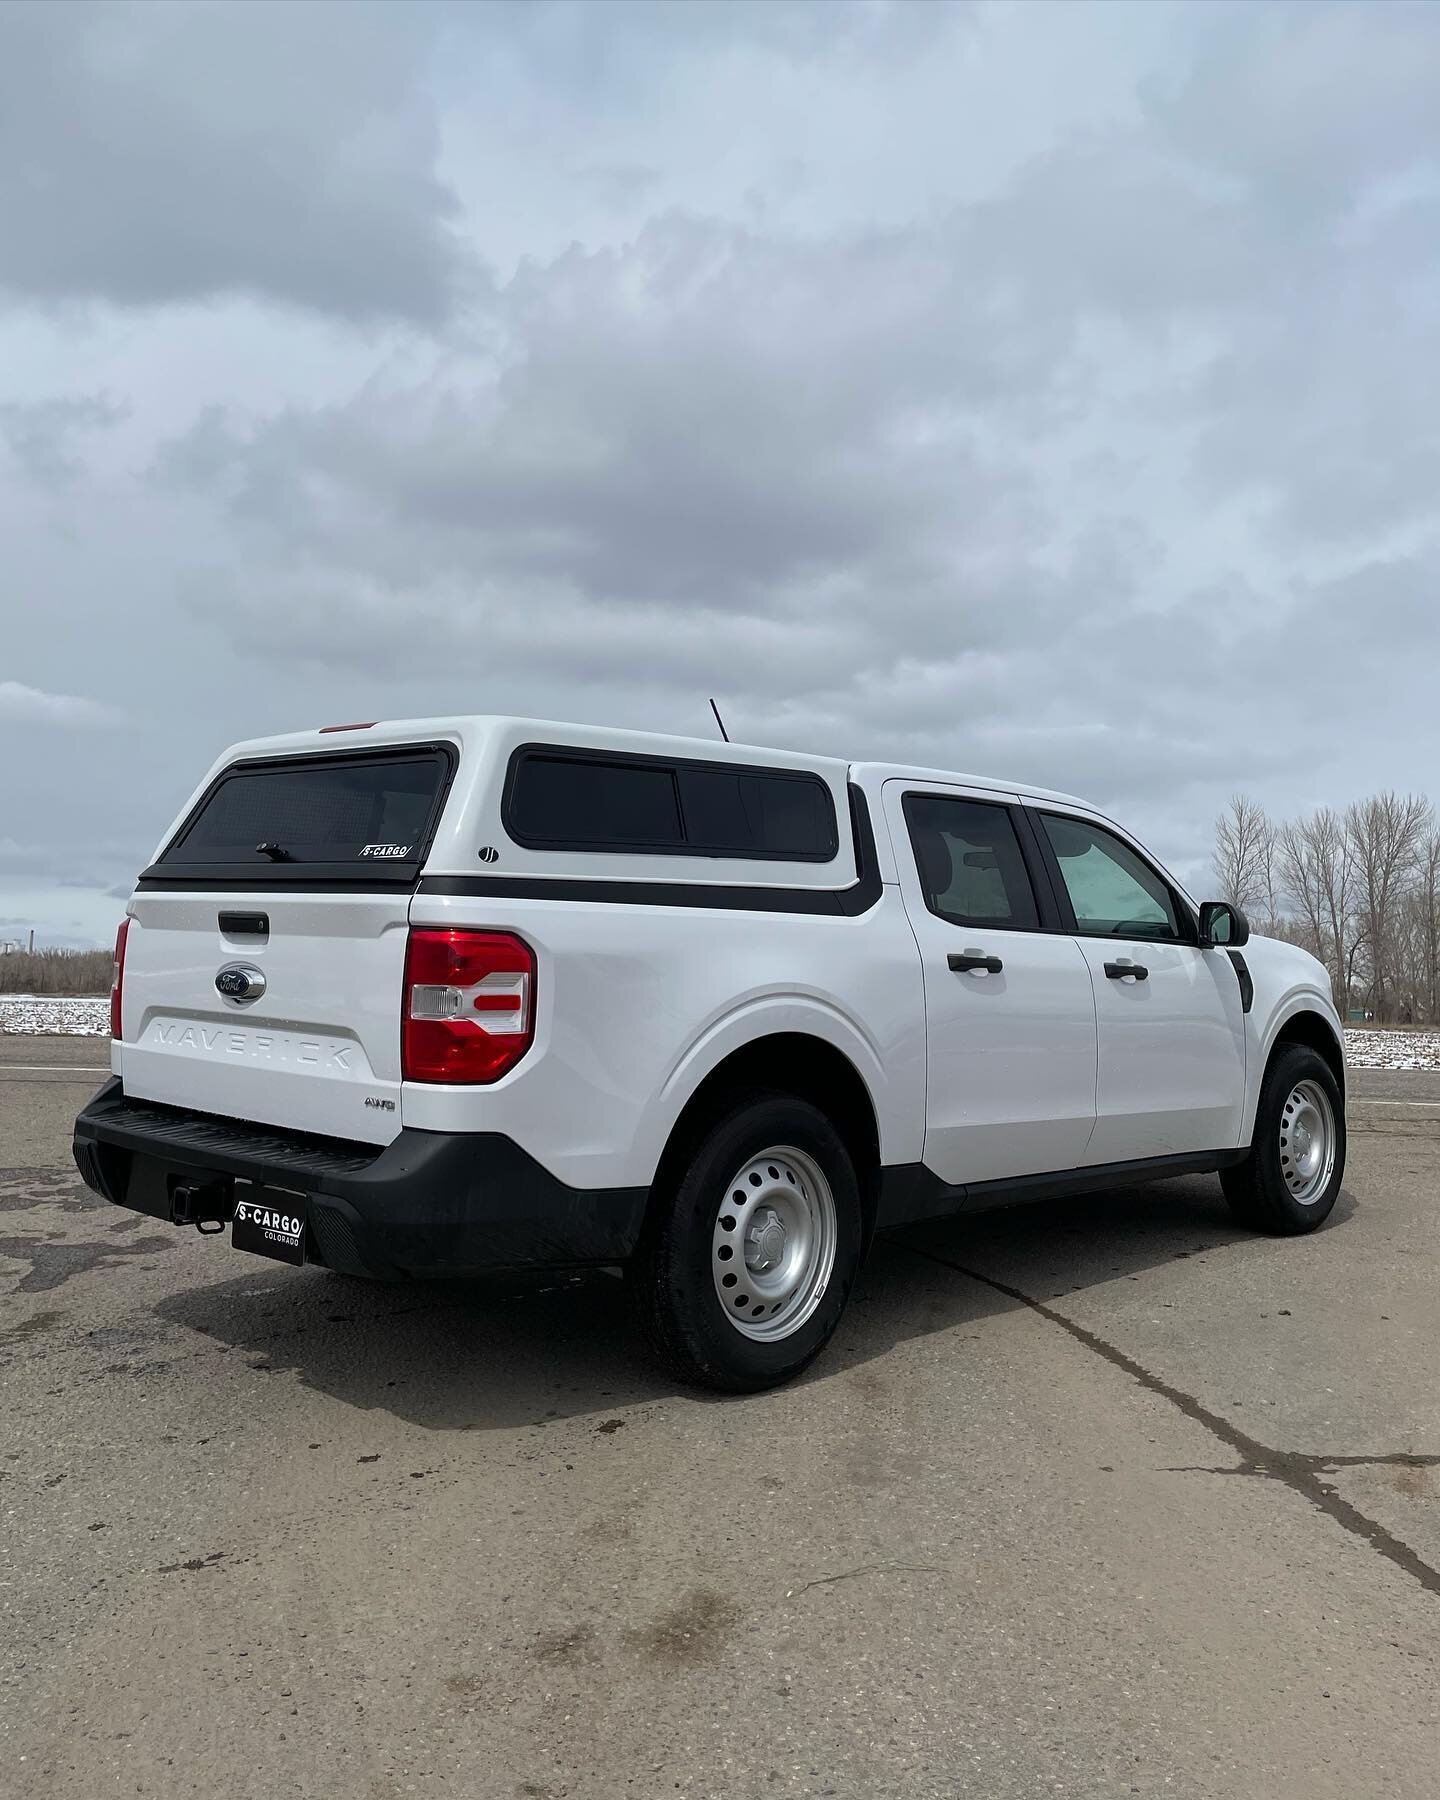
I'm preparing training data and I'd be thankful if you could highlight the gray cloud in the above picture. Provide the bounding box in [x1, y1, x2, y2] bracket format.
[162, 212, 1044, 611]
[0, 395, 127, 486]
[0, 681, 125, 728]
[0, 0, 469, 323]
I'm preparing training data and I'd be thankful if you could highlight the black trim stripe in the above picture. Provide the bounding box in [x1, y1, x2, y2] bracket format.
[878, 1147, 1250, 1231]
[417, 875, 850, 913]
[137, 876, 421, 894]
[419, 785, 884, 916]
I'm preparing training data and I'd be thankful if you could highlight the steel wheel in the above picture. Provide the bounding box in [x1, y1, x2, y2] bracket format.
[1279, 1078, 1337, 1204]
[710, 1144, 838, 1342]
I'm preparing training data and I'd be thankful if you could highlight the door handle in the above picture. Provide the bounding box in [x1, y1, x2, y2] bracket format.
[1104, 960, 1148, 981]
[219, 911, 269, 939]
[948, 951, 1003, 975]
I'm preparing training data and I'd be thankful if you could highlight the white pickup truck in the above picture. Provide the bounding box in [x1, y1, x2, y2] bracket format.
[75, 716, 1346, 1390]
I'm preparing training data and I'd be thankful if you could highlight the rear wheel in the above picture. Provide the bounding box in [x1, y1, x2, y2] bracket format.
[632, 1093, 862, 1391]
[1221, 1044, 1345, 1234]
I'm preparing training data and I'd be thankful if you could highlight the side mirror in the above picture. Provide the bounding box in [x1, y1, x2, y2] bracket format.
[1199, 900, 1250, 948]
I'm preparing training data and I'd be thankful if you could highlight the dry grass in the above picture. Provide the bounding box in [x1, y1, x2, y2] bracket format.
[0, 948, 112, 996]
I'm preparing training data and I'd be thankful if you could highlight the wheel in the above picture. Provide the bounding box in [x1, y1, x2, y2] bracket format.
[632, 1091, 863, 1392]
[1221, 1044, 1345, 1234]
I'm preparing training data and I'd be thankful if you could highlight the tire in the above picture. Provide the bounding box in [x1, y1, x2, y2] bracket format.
[1221, 1044, 1346, 1234]
[632, 1091, 863, 1392]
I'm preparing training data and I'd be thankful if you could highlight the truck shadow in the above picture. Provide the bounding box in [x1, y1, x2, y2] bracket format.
[153, 1174, 1354, 1433]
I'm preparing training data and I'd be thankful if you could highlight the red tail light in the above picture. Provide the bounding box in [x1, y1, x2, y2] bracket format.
[110, 918, 130, 1040]
[402, 929, 536, 1084]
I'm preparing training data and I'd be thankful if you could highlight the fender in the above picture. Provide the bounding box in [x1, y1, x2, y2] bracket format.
[630, 989, 922, 1186]
[1241, 984, 1345, 1144]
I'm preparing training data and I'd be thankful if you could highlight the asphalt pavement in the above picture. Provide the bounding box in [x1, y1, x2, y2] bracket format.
[2, 1038, 1437, 1799]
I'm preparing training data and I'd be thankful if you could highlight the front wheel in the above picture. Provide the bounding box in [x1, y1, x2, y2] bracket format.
[632, 1093, 863, 1392]
[1221, 1044, 1346, 1234]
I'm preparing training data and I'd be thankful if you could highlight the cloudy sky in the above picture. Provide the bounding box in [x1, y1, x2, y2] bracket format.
[3, 0, 1438, 945]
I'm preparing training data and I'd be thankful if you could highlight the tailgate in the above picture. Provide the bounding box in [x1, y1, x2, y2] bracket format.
[116, 740, 458, 1146]
[119, 893, 410, 1145]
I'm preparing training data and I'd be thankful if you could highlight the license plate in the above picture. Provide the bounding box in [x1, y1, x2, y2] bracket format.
[232, 1192, 307, 1266]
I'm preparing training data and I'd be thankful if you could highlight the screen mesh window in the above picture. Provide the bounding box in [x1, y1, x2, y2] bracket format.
[903, 794, 1039, 930]
[506, 752, 838, 859]
[1041, 814, 1180, 940]
[161, 752, 450, 870]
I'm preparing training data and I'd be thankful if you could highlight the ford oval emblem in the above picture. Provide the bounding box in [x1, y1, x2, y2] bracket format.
[215, 963, 267, 1004]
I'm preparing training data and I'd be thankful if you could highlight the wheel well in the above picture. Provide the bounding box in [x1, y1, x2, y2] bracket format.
[1271, 1010, 1345, 1093]
[650, 1033, 882, 1245]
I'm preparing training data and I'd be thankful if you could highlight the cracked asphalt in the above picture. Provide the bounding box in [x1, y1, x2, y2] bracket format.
[2, 1038, 1437, 1799]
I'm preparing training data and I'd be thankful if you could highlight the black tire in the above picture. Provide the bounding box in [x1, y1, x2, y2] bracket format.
[1221, 1044, 1346, 1234]
[632, 1091, 863, 1392]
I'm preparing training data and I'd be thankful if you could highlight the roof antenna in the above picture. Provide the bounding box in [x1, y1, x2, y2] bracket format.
[708, 697, 730, 743]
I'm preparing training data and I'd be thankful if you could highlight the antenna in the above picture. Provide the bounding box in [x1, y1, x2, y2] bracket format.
[708, 697, 730, 743]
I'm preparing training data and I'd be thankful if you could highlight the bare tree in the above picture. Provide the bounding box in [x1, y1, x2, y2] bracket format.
[1345, 792, 1433, 1023]
[1212, 795, 1275, 921]
[1276, 808, 1356, 1015]
[1409, 832, 1440, 1025]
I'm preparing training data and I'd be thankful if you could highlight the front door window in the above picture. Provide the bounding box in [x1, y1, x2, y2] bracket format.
[1040, 815, 1181, 941]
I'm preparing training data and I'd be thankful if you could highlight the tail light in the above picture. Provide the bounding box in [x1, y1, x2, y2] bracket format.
[402, 929, 536, 1084]
[110, 918, 130, 1040]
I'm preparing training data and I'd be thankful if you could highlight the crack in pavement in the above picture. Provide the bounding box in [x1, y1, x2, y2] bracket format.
[901, 1241, 1440, 1601]
[786, 1562, 945, 1598]
[1167, 1450, 1440, 1480]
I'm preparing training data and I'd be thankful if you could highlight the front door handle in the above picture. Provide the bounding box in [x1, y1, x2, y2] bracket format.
[948, 951, 1003, 975]
[1104, 960, 1149, 981]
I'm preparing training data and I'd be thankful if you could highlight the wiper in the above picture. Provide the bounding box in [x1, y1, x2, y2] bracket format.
[255, 842, 295, 863]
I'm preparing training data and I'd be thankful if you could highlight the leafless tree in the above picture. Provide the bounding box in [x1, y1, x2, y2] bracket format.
[1344, 792, 1433, 1023]
[1399, 832, 1440, 1025]
[1276, 807, 1356, 1013]
[1212, 795, 1276, 922]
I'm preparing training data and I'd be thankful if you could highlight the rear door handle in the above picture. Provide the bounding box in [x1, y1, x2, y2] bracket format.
[1104, 960, 1148, 981]
[948, 951, 1003, 975]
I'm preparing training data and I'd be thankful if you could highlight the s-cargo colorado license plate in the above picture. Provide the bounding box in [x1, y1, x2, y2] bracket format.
[232, 1194, 307, 1266]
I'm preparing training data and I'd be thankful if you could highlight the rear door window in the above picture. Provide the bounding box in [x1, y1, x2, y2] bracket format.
[903, 794, 1040, 930]
[157, 749, 453, 880]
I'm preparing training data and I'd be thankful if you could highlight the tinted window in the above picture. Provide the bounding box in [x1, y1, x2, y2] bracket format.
[161, 752, 451, 872]
[508, 756, 683, 847]
[1041, 814, 1180, 940]
[904, 795, 1039, 930]
[506, 751, 838, 860]
[679, 768, 834, 858]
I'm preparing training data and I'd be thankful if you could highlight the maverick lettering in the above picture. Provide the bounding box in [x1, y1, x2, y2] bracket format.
[150, 1021, 352, 1070]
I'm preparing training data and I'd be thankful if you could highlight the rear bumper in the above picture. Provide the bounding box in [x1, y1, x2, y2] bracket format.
[72, 1080, 648, 1278]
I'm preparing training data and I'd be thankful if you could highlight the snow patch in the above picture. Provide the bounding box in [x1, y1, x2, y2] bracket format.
[0, 996, 111, 1036]
[1343, 1029, 1440, 1072]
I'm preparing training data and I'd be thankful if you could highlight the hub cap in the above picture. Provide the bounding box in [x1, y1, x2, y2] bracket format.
[1279, 1079, 1337, 1204]
[711, 1145, 838, 1342]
